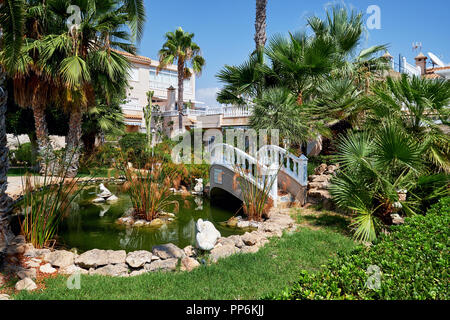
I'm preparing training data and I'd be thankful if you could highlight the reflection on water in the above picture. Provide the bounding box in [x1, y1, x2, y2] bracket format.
[57, 184, 243, 253]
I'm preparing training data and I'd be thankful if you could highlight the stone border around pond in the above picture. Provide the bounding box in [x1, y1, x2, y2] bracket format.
[3, 208, 296, 292]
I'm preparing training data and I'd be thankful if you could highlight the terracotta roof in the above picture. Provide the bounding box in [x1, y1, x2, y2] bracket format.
[415, 52, 427, 59]
[113, 49, 152, 65]
[124, 114, 142, 120]
[427, 66, 450, 72]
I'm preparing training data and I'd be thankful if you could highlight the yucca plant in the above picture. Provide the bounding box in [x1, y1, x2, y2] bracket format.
[19, 151, 86, 248]
[233, 163, 278, 221]
[119, 158, 179, 221]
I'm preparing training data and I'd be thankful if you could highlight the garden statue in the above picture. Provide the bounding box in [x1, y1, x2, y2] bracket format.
[192, 178, 203, 195]
[195, 219, 220, 251]
[194, 197, 203, 211]
[92, 184, 118, 203]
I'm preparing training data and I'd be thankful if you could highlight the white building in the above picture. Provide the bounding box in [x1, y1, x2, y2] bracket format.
[119, 51, 197, 132]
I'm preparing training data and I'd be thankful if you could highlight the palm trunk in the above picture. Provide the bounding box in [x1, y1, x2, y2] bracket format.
[255, 0, 267, 50]
[0, 74, 11, 216]
[65, 109, 83, 178]
[177, 60, 184, 131]
[32, 104, 53, 173]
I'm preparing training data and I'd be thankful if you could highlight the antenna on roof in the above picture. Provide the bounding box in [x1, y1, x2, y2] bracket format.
[428, 52, 446, 68]
[412, 41, 422, 53]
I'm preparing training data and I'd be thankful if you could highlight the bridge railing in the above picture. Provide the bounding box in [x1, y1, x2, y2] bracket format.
[257, 145, 308, 186]
[210, 143, 279, 204]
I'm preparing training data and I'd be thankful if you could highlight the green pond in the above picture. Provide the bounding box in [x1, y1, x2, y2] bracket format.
[56, 184, 244, 253]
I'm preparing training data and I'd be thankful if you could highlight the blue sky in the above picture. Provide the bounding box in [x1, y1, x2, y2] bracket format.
[138, 0, 450, 107]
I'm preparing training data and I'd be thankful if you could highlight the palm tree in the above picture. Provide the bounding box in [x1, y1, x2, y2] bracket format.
[254, 0, 267, 51]
[0, 0, 25, 215]
[364, 75, 450, 171]
[158, 27, 205, 131]
[250, 87, 323, 147]
[26, 0, 146, 177]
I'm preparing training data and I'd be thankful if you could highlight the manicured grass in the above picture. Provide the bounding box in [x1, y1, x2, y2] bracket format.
[13, 227, 355, 300]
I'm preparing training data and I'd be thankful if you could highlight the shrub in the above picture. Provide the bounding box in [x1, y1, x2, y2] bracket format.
[79, 143, 122, 174]
[270, 197, 450, 300]
[13, 142, 35, 166]
[119, 132, 147, 164]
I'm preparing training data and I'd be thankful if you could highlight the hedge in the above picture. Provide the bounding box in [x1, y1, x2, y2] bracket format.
[270, 197, 450, 300]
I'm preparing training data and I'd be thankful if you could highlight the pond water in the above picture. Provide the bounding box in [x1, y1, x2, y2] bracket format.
[56, 184, 244, 253]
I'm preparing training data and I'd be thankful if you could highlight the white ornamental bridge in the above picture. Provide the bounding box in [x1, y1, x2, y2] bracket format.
[209, 143, 308, 207]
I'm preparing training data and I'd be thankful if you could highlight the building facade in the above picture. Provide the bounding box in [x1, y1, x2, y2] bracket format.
[119, 51, 197, 132]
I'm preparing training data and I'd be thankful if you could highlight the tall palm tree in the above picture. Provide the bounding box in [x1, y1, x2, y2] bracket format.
[158, 27, 205, 131]
[26, 0, 146, 177]
[254, 0, 267, 51]
[0, 0, 25, 215]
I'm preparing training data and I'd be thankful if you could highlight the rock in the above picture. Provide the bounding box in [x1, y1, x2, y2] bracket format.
[195, 219, 221, 251]
[107, 250, 126, 265]
[12, 235, 26, 244]
[134, 220, 147, 227]
[129, 269, 148, 277]
[40, 263, 57, 274]
[241, 246, 259, 254]
[241, 232, 263, 246]
[183, 245, 196, 257]
[17, 268, 37, 280]
[217, 237, 235, 247]
[180, 257, 200, 272]
[145, 258, 178, 272]
[236, 220, 250, 228]
[308, 189, 332, 199]
[308, 175, 331, 183]
[59, 264, 88, 275]
[0, 273, 6, 286]
[46, 250, 75, 268]
[7, 244, 25, 255]
[226, 217, 239, 228]
[0, 294, 10, 300]
[308, 181, 330, 189]
[149, 218, 164, 227]
[228, 235, 245, 248]
[152, 243, 185, 260]
[391, 214, 405, 225]
[15, 278, 37, 291]
[75, 249, 109, 268]
[209, 244, 237, 263]
[89, 264, 129, 277]
[314, 163, 328, 175]
[326, 164, 339, 174]
[24, 248, 51, 259]
[92, 197, 106, 203]
[24, 259, 41, 268]
[126, 250, 153, 268]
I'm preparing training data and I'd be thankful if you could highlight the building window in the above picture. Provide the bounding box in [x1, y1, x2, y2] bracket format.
[129, 68, 139, 82]
[149, 67, 192, 93]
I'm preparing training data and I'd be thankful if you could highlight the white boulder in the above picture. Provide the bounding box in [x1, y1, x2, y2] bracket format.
[195, 219, 221, 251]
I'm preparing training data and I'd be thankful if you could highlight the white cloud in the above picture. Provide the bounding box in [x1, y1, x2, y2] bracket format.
[195, 87, 222, 108]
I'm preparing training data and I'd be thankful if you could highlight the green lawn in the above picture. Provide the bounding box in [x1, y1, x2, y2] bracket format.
[13, 224, 355, 300]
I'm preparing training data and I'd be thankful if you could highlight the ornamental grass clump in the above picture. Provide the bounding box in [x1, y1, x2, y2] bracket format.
[120, 159, 179, 221]
[233, 164, 278, 221]
[19, 154, 86, 249]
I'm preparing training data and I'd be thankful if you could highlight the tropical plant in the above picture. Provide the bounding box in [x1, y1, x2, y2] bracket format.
[0, 0, 25, 215]
[19, 151, 86, 248]
[143, 91, 154, 152]
[329, 120, 448, 242]
[119, 158, 179, 222]
[250, 87, 324, 146]
[9, 0, 145, 177]
[363, 75, 450, 172]
[233, 164, 278, 221]
[158, 27, 205, 130]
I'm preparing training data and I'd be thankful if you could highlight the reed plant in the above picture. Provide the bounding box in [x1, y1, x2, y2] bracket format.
[233, 164, 279, 221]
[119, 158, 179, 221]
[19, 151, 86, 248]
